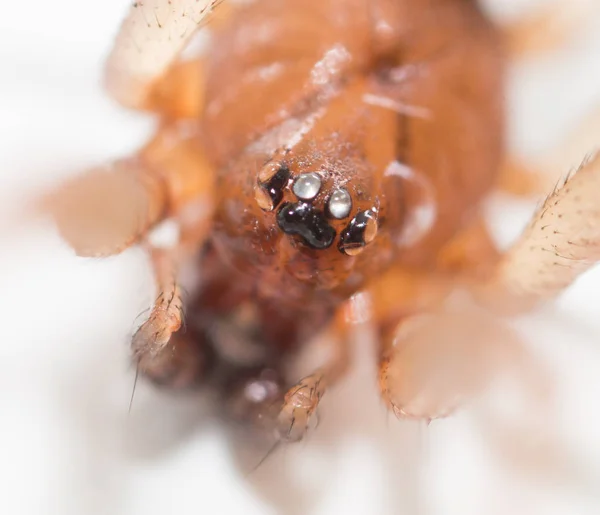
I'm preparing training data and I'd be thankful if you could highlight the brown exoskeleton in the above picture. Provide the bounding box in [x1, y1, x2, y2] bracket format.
[41, 0, 600, 445]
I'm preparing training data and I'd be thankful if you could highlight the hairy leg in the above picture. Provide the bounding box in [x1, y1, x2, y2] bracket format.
[477, 152, 600, 314]
[370, 268, 550, 421]
[105, 0, 239, 117]
[42, 122, 215, 257]
[367, 219, 519, 420]
[275, 307, 352, 443]
[132, 247, 204, 388]
[367, 267, 457, 420]
[104, 0, 224, 113]
[132, 201, 214, 387]
[377, 305, 532, 421]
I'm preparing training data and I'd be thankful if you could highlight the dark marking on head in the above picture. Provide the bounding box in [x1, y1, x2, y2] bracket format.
[338, 210, 378, 256]
[277, 202, 336, 250]
[256, 164, 291, 211]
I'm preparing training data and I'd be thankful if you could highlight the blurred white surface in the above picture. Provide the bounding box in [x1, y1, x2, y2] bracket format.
[1, 1, 600, 514]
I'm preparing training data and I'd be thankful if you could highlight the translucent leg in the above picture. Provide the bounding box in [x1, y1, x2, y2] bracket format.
[105, 0, 223, 112]
[42, 122, 215, 257]
[478, 152, 600, 313]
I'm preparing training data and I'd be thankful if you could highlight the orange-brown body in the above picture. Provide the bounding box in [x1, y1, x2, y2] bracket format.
[189, 0, 505, 350]
[45, 0, 512, 434]
[43, 0, 600, 444]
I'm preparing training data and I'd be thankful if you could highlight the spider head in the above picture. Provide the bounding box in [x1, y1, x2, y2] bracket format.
[254, 158, 380, 257]
[248, 150, 391, 292]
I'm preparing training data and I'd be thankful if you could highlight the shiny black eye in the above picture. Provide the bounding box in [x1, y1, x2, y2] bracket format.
[338, 210, 378, 256]
[255, 164, 291, 211]
[277, 202, 336, 250]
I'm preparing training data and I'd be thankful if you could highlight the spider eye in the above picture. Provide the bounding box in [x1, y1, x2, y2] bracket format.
[277, 202, 335, 250]
[338, 209, 378, 256]
[327, 188, 352, 219]
[292, 173, 322, 200]
[255, 163, 291, 211]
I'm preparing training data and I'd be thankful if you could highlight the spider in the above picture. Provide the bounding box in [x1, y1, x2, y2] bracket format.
[37, 0, 600, 448]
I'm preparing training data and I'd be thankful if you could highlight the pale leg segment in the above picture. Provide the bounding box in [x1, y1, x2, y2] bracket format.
[478, 152, 600, 313]
[275, 307, 352, 443]
[42, 122, 215, 257]
[105, 0, 223, 111]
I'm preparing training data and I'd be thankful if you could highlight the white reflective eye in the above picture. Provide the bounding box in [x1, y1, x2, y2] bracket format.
[293, 173, 322, 200]
[328, 188, 352, 219]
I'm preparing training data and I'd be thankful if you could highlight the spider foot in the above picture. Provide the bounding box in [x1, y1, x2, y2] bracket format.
[275, 373, 326, 443]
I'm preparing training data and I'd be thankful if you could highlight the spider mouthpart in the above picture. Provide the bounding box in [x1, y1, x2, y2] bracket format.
[255, 163, 291, 211]
[338, 209, 378, 256]
[277, 202, 336, 250]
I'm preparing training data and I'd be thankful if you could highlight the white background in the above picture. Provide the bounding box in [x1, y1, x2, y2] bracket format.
[1, 1, 600, 514]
